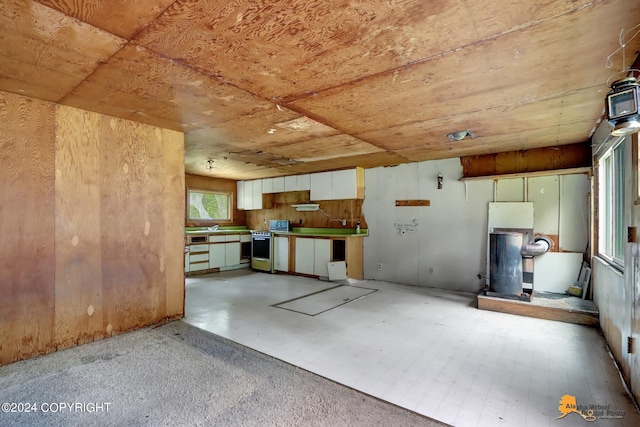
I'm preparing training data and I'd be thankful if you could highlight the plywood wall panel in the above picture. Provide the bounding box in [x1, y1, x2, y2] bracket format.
[161, 128, 185, 318]
[1, 90, 185, 366]
[99, 116, 167, 334]
[54, 106, 104, 349]
[0, 92, 56, 365]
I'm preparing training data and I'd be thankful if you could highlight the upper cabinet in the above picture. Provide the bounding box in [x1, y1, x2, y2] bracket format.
[238, 179, 262, 210]
[310, 168, 364, 201]
[236, 180, 245, 210]
[237, 168, 363, 209]
[263, 176, 285, 194]
[284, 174, 310, 192]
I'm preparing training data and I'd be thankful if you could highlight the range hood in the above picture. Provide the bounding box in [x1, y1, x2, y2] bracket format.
[291, 204, 319, 212]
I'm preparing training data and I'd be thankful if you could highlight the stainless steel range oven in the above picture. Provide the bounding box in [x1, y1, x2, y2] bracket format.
[251, 231, 272, 272]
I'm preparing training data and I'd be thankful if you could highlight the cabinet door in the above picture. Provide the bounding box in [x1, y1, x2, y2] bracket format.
[331, 169, 357, 200]
[184, 252, 189, 273]
[237, 181, 245, 209]
[225, 242, 240, 266]
[284, 175, 298, 192]
[274, 236, 289, 271]
[262, 178, 273, 193]
[297, 174, 310, 191]
[310, 171, 333, 200]
[272, 177, 285, 192]
[209, 243, 225, 268]
[251, 179, 262, 210]
[314, 239, 331, 277]
[243, 180, 253, 210]
[294, 237, 315, 275]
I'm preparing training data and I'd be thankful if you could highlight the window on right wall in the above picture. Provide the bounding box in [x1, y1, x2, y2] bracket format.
[598, 136, 626, 266]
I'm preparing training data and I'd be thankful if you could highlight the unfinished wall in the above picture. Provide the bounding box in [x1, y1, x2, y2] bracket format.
[591, 122, 640, 404]
[362, 159, 493, 292]
[185, 174, 246, 226]
[0, 91, 185, 365]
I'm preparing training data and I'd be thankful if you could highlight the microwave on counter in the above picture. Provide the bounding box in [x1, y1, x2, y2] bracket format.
[269, 220, 290, 232]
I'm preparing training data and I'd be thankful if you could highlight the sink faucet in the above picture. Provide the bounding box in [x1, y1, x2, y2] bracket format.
[208, 225, 219, 231]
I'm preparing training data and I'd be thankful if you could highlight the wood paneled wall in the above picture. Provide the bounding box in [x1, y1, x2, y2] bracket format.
[246, 191, 367, 231]
[0, 91, 185, 365]
[185, 173, 246, 226]
[460, 143, 592, 178]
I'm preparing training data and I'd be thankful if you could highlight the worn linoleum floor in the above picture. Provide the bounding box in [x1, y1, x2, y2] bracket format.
[184, 269, 640, 427]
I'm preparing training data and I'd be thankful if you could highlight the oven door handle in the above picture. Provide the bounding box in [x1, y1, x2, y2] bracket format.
[252, 237, 270, 241]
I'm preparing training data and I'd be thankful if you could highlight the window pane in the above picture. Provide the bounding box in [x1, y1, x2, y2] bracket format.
[188, 190, 230, 220]
[604, 156, 612, 255]
[614, 142, 625, 260]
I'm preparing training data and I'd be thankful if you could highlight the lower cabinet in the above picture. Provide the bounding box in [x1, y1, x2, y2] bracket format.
[185, 233, 250, 275]
[189, 243, 210, 272]
[294, 237, 315, 275]
[274, 236, 289, 272]
[294, 237, 331, 277]
[209, 235, 225, 268]
[313, 239, 331, 277]
[225, 239, 240, 266]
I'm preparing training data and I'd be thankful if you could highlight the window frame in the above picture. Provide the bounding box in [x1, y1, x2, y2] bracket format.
[597, 136, 626, 268]
[186, 188, 233, 223]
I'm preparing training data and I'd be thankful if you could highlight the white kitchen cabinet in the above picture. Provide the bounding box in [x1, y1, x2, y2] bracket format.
[189, 242, 210, 271]
[243, 180, 253, 210]
[294, 237, 330, 276]
[262, 178, 273, 193]
[272, 177, 285, 192]
[294, 237, 315, 275]
[313, 239, 331, 277]
[285, 174, 310, 191]
[209, 235, 226, 268]
[239, 179, 263, 210]
[274, 236, 289, 272]
[224, 235, 241, 266]
[184, 252, 189, 273]
[209, 243, 226, 268]
[310, 168, 363, 200]
[332, 169, 357, 200]
[236, 181, 245, 210]
[251, 179, 262, 209]
[225, 242, 240, 266]
[310, 171, 332, 200]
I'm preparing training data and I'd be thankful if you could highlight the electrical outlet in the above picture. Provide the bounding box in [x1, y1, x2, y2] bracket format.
[263, 218, 267, 224]
[342, 219, 346, 226]
[377, 263, 382, 271]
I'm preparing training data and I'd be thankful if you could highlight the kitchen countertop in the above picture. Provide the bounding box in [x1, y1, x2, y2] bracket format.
[185, 226, 250, 235]
[272, 227, 368, 238]
[185, 226, 368, 237]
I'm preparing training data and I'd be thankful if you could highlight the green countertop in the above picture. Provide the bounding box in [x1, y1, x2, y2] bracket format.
[185, 226, 250, 234]
[185, 226, 367, 237]
[273, 227, 368, 237]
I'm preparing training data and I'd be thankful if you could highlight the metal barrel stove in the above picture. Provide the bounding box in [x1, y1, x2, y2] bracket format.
[489, 232, 524, 295]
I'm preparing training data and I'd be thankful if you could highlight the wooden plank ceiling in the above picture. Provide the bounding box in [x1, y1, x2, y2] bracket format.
[2, 0, 639, 179]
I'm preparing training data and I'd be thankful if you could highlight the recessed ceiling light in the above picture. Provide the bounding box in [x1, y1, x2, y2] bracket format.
[268, 128, 276, 134]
